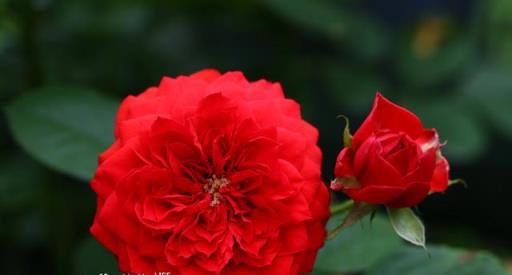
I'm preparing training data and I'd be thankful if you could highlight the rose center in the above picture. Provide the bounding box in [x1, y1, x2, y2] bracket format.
[204, 175, 230, 207]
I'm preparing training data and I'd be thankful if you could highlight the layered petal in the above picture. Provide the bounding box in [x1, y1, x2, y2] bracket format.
[90, 69, 329, 274]
[333, 93, 450, 207]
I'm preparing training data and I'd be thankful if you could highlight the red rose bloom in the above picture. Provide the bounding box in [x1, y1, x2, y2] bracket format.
[331, 93, 449, 208]
[90, 69, 330, 274]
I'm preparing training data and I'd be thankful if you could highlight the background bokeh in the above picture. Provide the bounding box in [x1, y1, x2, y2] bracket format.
[1, 0, 511, 274]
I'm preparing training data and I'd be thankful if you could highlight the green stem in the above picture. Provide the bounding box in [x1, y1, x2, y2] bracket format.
[330, 199, 354, 216]
[328, 202, 377, 240]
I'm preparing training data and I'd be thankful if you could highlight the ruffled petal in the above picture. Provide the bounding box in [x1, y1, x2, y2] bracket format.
[90, 69, 329, 274]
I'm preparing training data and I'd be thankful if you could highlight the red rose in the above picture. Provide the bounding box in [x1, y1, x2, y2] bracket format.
[331, 93, 449, 208]
[90, 69, 330, 274]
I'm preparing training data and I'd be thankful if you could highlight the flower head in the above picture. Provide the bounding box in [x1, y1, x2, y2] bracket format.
[332, 93, 449, 208]
[90, 69, 330, 274]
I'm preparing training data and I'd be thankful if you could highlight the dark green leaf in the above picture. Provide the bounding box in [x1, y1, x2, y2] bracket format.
[367, 245, 508, 275]
[463, 68, 512, 139]
[314, 215, 403, 273]
[4, 86, 117, 181]
[387, 208, 425, 248]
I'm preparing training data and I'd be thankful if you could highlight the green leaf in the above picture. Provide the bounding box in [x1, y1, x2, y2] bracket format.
[4, 86, 117, 181]
[367, 245, 508, 275]
[73, 237, 118, 274]
[314, 215, 403, 273]
[387, 208, 425, 248]
[463, 68, 512, 140]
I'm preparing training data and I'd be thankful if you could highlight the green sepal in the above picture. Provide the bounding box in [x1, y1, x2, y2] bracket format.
[387, 207, 426, 249]
[448, 178, 467, 188]
[331, 176, 360, 190]
[337, 114, 353, 148]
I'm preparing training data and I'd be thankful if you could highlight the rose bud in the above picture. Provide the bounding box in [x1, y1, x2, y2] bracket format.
[90, 69, 330, 274]
[331, 93, 449, 208]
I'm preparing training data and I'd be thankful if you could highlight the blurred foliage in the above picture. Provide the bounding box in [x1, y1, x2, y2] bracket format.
[73, 237, 118, 275]
[367, 246, 508, 275]
[1, 0, 512, 274]
[314, 215, 402, 273]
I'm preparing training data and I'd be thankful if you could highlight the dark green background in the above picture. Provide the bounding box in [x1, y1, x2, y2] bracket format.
[1, 0, 511, 274]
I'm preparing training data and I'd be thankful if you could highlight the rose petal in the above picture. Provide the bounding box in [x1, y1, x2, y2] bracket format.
[90, 69, 329, 273]
[355, 136, 405, 188]
[352, 93, 424, 148]
[344, 185, 405, 205]
[190, 68, 221, 82]
[334, 148, 355, 179]
[387, 181, 430, 208]
[430, 156, 450, 192]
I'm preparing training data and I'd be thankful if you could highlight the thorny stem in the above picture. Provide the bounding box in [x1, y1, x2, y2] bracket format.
[328, 202, 376, 240]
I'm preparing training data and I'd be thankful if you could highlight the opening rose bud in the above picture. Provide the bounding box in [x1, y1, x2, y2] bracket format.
[90, 69, 330, 274]
[331, 93, 450, 208]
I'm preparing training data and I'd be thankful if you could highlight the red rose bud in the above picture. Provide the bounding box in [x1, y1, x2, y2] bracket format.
[90, 69, 330, 274]
[332, 93, 449, 208]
